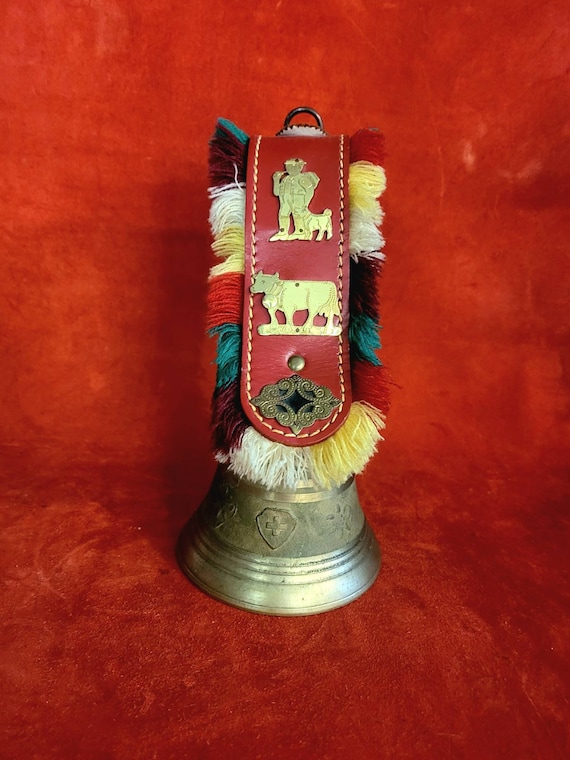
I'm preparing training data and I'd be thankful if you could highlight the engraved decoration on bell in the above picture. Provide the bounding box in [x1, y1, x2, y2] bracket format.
[214, 501, 238, 530]
[250, 271, 341, 337]
[256, 508, 296, 549]
[269, 158, 333, 242]
[251, 375, 341, 434]
[323, 501, 354, 538]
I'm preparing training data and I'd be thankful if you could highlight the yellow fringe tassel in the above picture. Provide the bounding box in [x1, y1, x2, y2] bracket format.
[349, 162, 386, 224]
[311, 402, 386, 488]
[209, 251, 244, 279]
[211, 225, 244, 260]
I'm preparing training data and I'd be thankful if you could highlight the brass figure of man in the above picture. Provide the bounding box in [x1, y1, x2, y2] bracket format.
[269, 158, 331, 242]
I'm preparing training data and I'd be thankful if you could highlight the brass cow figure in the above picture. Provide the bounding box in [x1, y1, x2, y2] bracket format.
[250, 271, 341, 336]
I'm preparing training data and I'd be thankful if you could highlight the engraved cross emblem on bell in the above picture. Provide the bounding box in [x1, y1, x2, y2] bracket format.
[256, 508, 296, 549]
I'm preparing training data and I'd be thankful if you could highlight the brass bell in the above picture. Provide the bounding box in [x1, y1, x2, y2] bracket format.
[177, 467, 380, 615]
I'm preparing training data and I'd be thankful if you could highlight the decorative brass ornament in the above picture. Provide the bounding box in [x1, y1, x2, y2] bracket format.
[269, 158, 333, 241]
[250, 271, 341, 337]
[251, 374, 341, 434]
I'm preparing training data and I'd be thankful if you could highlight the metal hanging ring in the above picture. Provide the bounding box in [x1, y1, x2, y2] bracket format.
[282, 107, 324, 132]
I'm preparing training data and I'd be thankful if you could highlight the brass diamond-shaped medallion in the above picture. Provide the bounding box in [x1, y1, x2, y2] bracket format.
[251, 375, 341, 434]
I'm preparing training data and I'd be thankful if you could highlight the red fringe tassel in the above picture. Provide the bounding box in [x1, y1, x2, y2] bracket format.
[349, 129, 391, 413]
[350, 257, 382, 322]
[206, 272, 244, 331]
[211, 380, 249, 452]
[351, 362, 392, 415]
[209, 124, 248, 186]
[349, 128, 386, 165]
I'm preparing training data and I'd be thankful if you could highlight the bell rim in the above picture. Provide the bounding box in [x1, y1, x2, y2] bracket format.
[177, 513, 381, 616]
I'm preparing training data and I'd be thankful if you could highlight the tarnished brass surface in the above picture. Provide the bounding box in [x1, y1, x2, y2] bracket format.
[177, 467, 381, 616]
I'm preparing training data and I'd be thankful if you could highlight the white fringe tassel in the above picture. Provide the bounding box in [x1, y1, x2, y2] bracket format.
[349, 207, 386, 262]
[216, 403, 386, 491]
[209, 185, 245, 237]
[207, 183, 246, 278]
[220, 427, 314, 490]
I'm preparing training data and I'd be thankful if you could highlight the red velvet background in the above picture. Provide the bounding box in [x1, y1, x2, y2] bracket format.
[1, 1, 569, 758]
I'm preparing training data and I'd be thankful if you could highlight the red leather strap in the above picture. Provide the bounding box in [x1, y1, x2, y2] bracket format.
[241, 134, 351, 446]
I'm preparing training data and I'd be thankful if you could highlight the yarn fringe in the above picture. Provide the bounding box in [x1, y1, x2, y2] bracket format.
[206, 272, 243, 331]
[350, 128, 386, 165]
[349, 207, 386, 261]
[218, 427, 313, 490]
[209, 323, 241, 388]
[207, 118, 250, 451]
[349, 153, 386, 264]
[352, 362, 392, 415]
[311, 402, 386, 488]
[346, 131, 388, 432]
[211, 381, 249, 452]
[349, 162, 386, 222]
[206, 121, 391, 487]
[209, 120, 248, 186]
[207, 122, 249, 281]
[209, 251, 245, 279]
[216, 117, 249, 145]
[349, 313, 382, 366]
[209, 185, 245, 238]
[211, 225, 244, 260]
[350, 257, 382, 322]
[218, 401, 385, 490]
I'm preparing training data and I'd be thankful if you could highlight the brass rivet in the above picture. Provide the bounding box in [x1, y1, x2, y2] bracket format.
[288, 355, 305, 371]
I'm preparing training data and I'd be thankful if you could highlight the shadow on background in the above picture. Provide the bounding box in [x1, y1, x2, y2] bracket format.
[151, 175, 217, 557]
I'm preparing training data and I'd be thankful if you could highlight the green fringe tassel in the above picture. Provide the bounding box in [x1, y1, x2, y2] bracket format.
[216, 118, 249, 145]
[349, 313, 382, 366]
[210, 323, 241, 388]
